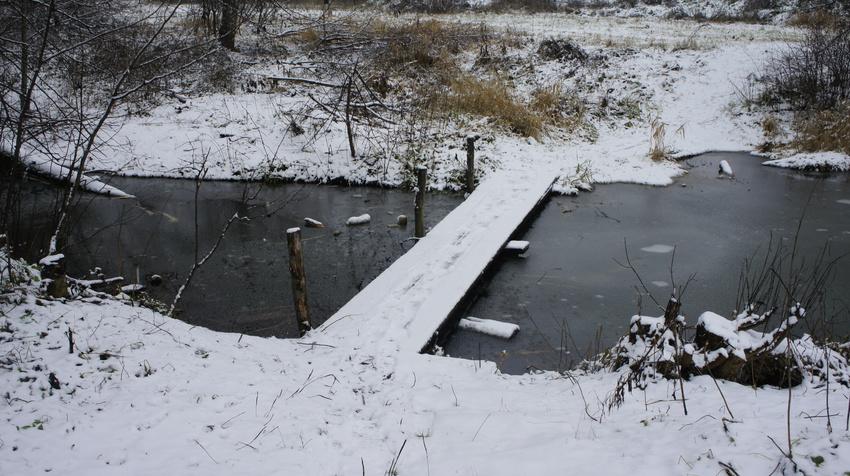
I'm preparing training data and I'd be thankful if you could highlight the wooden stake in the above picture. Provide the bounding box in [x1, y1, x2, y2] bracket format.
[415, 166, 427, 238]
[465, 135, 478, 193]
[287, 227, 311, 336]
[40, 254, 69, 299]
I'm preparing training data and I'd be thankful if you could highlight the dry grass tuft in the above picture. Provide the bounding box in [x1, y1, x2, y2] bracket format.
[757, 114, 784, 153]
[647, 117, 684, 161]
[530, 83, 586, 132]
[372, 19, 481, 73]
[442, 75, 543, 139]
[648, 117, 668, 161]
[791, 101, 850, 155]
[296, 26, 323, 44]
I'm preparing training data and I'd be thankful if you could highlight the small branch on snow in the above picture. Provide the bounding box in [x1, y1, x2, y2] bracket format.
[195, 440, 219, 464]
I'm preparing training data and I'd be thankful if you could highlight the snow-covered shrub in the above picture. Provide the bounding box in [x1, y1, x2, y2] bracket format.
[794, 335, 850, 387]
[684, 308, 804, 386]
[614, 312, 685, 382]
[609, 302, 850, 406]
[0, 242, 40, 296]
[537, 39, 589, 63]
[763, 12, 850, 112]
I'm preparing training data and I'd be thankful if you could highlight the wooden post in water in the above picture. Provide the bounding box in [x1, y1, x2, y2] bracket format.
[287, 227, 312, 336]
[465, 134, 478, 193]
[414, 166, 427, 238]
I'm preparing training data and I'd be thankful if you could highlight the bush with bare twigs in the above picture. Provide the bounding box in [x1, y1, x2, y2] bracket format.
[764, 13, 850, 112]
[607, 238, 846, 414]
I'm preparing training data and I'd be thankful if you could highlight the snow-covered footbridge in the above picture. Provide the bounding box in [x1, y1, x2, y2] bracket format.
[317, 169, 559, 354]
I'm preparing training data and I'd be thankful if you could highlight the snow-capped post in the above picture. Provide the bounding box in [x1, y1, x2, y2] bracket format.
[414, 166, 427, 238]
[465, 134, 479, 193]
[286, 227, 312, 336]
[39, 254, 69, 299]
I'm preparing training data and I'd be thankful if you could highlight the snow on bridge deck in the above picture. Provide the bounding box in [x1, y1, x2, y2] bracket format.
[317, 169, 558, 354]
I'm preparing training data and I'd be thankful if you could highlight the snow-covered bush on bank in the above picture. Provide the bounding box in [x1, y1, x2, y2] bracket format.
[612, 303, 850, 388]
[752, 12, 850, 167]
[611, 239, 848, 395]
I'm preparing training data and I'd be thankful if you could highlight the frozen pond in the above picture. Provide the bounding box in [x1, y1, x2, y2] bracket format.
[11, 178, 462, 337]
[441, 152, 850, 374]
[9, 152, 849, 367]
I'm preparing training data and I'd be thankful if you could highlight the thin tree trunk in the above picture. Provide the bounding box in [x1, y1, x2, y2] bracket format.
[219, 0, 238, 50]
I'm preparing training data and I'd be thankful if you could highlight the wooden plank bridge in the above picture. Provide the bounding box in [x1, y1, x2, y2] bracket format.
[317, 169, 559, 354]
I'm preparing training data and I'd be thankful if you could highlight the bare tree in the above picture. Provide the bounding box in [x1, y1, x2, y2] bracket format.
[0, 0, 218, 257]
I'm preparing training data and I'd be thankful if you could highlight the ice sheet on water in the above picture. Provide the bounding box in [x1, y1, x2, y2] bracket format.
[640, 244, 675, 253]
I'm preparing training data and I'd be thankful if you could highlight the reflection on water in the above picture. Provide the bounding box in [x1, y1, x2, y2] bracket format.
[441, 153, 850, 375]
[12, 177, 463, 337]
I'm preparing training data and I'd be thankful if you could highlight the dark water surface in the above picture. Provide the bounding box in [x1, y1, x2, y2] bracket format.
[12, 178, 462, 337]
[10, 152, 849, 370]
[441, 152, 850, 374]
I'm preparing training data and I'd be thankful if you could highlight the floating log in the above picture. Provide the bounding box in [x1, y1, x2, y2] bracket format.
[459, 317, 519, 339]
[504, 240, 529, 254]
[346, 214, 371, 226]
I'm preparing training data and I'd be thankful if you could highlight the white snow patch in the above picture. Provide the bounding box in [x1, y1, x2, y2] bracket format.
[346, 214, 371, 225]
[504, 240, 529, 252]
[38, 253, 64, 266]
[641, 244, 675, 253]
[23, 157, 135, 198]
[719, 159, 733, 176]
[763, 151, 850, 171]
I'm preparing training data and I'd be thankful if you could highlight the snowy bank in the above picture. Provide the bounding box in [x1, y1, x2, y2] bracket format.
[1, 254, 849, 475]
[763, 152, 850, 172]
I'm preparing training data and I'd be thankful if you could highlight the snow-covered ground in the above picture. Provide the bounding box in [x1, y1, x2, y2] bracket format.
[33, 12, 816, 191]
[4, 12, 850, 476]
[2, 249, 849, 475]
[23, 10, 840, 193]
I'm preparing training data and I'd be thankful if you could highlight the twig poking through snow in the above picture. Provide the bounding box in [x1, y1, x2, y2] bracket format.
[195, 440, 219, 464]
[471, 414, 491, 442]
